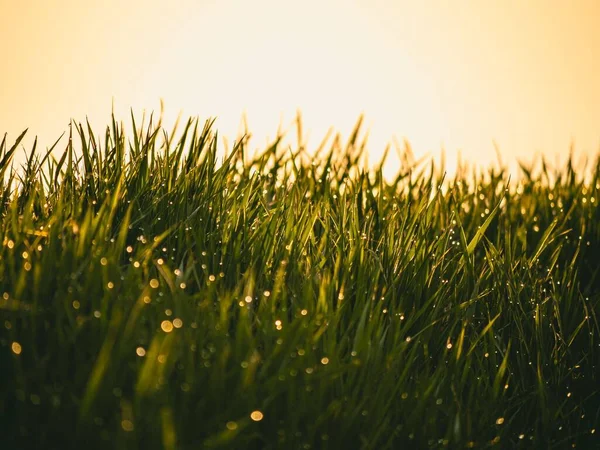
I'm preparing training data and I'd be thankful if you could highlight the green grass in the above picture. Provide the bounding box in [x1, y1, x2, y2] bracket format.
[1, 112, 599, 449]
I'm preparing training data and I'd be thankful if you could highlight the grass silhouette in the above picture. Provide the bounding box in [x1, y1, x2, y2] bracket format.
[1, 111, 599, 449]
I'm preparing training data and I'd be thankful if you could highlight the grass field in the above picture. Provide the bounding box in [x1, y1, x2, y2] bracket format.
[1, 113, 599, 449]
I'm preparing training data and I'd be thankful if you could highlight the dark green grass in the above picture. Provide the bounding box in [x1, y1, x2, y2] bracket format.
[1, 112, 599, 449]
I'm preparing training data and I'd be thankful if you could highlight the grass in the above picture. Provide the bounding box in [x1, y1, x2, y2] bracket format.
[0, 111, 599, 449]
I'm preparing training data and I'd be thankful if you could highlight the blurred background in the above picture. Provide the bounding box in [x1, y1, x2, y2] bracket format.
[1, 0, 599, 178]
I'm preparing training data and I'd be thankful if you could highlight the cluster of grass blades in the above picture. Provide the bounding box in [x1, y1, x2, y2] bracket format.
[1, 111, 599, 449]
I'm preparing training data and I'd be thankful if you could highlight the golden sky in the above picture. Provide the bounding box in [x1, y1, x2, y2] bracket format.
[1, 0, 599, 176]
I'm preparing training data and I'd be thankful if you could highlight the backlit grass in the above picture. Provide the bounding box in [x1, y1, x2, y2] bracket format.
[1, 113, 599, 449]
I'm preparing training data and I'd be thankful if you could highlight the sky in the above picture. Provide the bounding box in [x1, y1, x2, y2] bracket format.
[1, 0, 600, 177]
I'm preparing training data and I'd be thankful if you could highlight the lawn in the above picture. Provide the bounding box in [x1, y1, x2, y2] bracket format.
[1, 113, 598, 449]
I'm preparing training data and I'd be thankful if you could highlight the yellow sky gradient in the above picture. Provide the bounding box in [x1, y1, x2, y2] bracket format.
[1, 0, 599, 177]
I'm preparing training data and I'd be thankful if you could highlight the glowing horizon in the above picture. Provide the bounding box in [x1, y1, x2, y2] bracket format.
[2, 0, 600, 177]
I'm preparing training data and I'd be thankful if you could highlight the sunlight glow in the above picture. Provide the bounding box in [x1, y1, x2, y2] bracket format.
[1, 0, 599, 177]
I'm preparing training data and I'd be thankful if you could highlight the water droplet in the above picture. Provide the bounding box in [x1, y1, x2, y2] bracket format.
[161, 320, 173, 333]
[11, 342, 22, 355]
